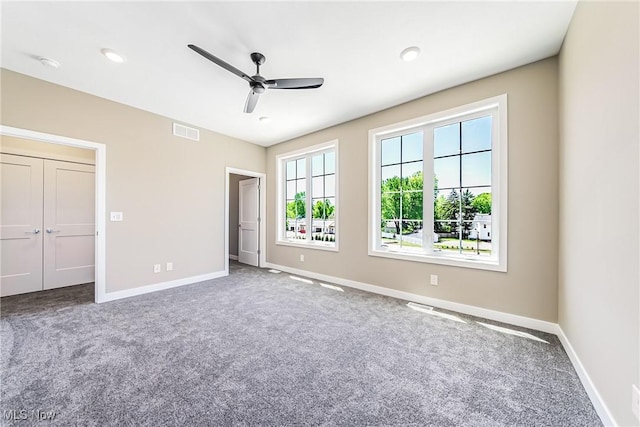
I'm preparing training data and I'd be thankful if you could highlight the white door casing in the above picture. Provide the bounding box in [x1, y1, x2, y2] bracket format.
[43, 160, 95, 290]
[0, 125, 106, 303]
[238, 178, 259, 267]
[0, 154, 44, 296]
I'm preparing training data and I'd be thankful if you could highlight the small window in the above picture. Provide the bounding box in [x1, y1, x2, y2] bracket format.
[278, 141, 338, 251]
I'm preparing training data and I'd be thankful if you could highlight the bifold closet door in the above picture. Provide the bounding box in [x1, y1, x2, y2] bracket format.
[43, 160, 95, 290]
[0, 154, 44, 297]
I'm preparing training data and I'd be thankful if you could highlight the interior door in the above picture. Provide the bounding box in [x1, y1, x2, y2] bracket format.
[238, 178, 259, 267]
[43, 160, 95, 290]
[0, 154, 44, 297]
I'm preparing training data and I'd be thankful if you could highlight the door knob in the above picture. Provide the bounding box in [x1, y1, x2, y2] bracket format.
[46, 228, 60, 233]
[26, 228, 40, 234]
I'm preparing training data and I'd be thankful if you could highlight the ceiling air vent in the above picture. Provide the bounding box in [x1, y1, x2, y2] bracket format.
[173, 123, 200, 141]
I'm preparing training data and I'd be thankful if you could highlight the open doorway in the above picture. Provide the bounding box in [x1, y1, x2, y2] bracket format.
[0, 126, 106, 302]
[225, 167, 266, 274]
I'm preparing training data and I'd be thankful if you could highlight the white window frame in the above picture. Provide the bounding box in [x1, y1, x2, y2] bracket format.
[368, 95, 507, 272]
[277, 140, 339, 252]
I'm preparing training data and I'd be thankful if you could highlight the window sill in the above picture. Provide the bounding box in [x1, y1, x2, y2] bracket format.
[277, 240, 339, 252]
[369, 248, 506, 272]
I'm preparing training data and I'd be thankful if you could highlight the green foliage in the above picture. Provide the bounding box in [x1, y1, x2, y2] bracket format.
[434, 196, 451, 232]
[381, 176, 402, 234]
[312, 199, 335, 219]
[460, 189, 478, 236]
[471, 192, 492, 214]
[402, 172, 424, 227]
[434, 188, 483, 237]
[433, 189, 461, 233]
[286, 192, 306, 219]
[381, 171, 487, 238]
[381, 171, 424, 234]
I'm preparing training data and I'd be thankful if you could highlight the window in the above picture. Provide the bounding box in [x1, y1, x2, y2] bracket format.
[369, 95, 507, 271]
[277, 141, 338, 250]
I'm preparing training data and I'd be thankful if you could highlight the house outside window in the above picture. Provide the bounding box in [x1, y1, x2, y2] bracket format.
[277, 141, 338, 250]
[369, 95, 507, 271]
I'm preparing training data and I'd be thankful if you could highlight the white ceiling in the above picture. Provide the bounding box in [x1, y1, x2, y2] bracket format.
[1, 1, 577, 147]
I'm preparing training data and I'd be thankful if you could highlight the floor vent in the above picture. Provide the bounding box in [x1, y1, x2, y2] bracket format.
[173, 123, 200, 141]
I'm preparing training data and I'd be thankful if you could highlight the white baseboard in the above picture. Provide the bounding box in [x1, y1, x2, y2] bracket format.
[229, 254, 239, 261]
[556, 327, 617, 426]
[97, 270, 227, 303]
[264, 262, 557, 333]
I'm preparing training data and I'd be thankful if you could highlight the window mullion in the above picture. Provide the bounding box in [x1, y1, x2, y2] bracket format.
[281, 160, 285, 242]
[424, 125, 434, 254]
[458, 123, 463, 254]
[306, 154, 312, 242]
[376, 136, 382, 251]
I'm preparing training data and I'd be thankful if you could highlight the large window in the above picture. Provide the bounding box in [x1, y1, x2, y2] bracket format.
[278, 141, 338, 250]
[370, 96, 507, 271]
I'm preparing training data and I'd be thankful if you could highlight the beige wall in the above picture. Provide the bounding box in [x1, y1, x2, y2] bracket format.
[1, 69, 266, 293]
[559, 2, 639, 425]
[1, 135, 96, 164]
[266, 58, 559, 322]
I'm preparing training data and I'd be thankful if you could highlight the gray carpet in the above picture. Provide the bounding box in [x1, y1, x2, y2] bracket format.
[1, 262, 601, 426]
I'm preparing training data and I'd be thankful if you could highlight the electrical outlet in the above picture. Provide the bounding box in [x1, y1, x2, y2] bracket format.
[166, 262, 173, 271]
[300, 254, 304, 262]
[430, 274, 438, 286]
[110, 211, 123, 222]
[153, 264, 161, 273]
[632, 384, 639, 421]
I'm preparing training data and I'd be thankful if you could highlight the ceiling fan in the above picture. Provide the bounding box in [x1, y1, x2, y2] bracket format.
[188, 44, 324, 114]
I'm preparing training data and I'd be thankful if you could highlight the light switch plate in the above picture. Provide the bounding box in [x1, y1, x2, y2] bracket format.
[110, 212, 123, 222]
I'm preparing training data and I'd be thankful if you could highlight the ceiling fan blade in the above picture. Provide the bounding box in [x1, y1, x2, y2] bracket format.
[264, 78, 324, 89]
[188, 44, 254, 83]
[244, 90, 260, 114]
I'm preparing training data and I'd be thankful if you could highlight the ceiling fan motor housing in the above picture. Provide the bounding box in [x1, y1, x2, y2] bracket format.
[251, 81, 266, 94]
[251, 75, 266, 93]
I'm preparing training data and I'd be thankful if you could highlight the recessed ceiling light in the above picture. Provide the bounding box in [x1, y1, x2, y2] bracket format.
[259, 116, 270, 123]
[400, 46, 421, 62]
[101, 48, 125, 63]
[37, 56, 60, 68]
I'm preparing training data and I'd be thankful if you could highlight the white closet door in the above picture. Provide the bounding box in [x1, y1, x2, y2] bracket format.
[43, 160, 95, 290]
[238, 178, 259, 267]
[0, 154, 44, 297]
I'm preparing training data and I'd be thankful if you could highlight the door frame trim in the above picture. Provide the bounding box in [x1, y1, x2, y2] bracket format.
[1, 126, 107, 303]
[225, 167, 266, 273]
